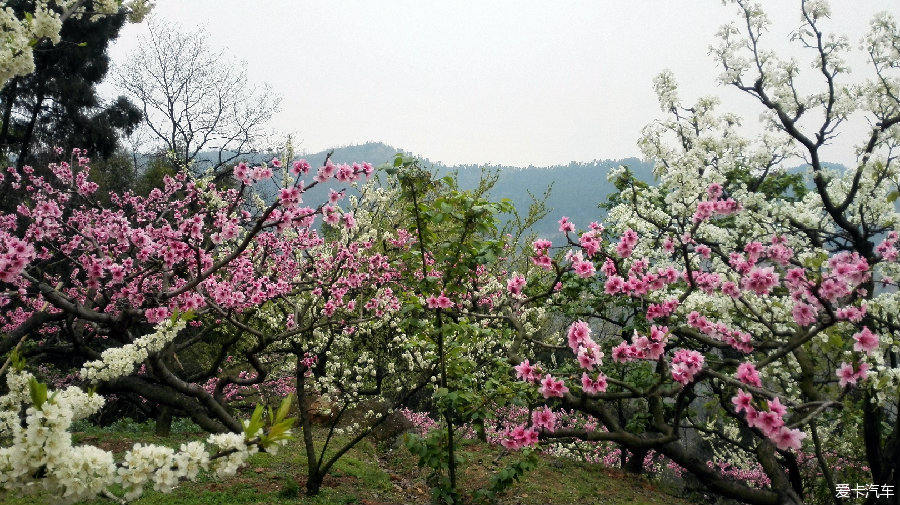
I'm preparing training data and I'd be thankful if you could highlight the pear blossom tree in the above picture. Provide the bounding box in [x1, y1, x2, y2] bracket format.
[0, 0, 152, 87]
[490, 2, 900, 504]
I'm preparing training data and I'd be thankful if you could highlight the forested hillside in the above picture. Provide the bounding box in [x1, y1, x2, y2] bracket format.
[295, 141, 655, 239]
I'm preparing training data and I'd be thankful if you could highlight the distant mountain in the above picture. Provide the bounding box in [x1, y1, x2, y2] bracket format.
[291, 142, 654, 241]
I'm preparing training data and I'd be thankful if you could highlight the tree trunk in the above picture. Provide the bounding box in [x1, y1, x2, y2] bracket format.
[623, 447, 648, 474]
[305, 473, 323, 497]
[154, 405, 173, 436]
[16, 78, 45, 171]
[296, 353, 323, 496]
[0, 77, 19, 156]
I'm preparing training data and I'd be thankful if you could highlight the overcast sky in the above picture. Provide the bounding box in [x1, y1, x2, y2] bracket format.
[106, 1, 899, 168]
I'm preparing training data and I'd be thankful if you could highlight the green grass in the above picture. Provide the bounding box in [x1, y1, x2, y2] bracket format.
[0, 422, 692, 505]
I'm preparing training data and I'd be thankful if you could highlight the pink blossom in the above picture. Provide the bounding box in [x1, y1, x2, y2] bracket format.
[577, 344, 603, 370]
[507, 274, 526, 295]
[538, 374, 569, 398]
[531, 254, 552, 270]
[852, 326, 879, 354]
[604, 275, 625, 294]
[771, 426, 806, 451]
[515, 359, 539, 382]
[741, 267, 779, 296]
[791, 302, 818, 327]
[721, 281, 740, 298]
[573, 259, 596, 278]
[532, 239, 552, 253]
[754, 410, 784, 436]
[501, 425, 539, 449]
[579, 232, 601, 257]
[425, 292, 454, 310]
[837, 362, 870, 388]
[279, 186, 302, 208]
[233, 162, 251, 184]
[343, 212, 356, 229]
[531, 408, 557, 432]
[558, 216, 575, 233]
[736, 362, 762, 388]
[732, 389, 753, 413]
[835, 305, 866, 322]
[670, 349, 704, 385]
[663, 236, 675, 254]
[144, 307, 171, 324]
[767, 397, 787, 417]
[291, 159, 311, 175]
[581, 372, 608, 394]
[567, 321, 592, 351]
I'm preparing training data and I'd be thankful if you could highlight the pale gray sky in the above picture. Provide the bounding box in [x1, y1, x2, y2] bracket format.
[107, 1, 899, 168]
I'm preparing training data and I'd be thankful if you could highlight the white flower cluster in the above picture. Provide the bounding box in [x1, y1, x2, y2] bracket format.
[80, 317, 187, 383]
[206, 433, 255, 478]
[1, 1, 153, 87]
[0, 369, 257, 503]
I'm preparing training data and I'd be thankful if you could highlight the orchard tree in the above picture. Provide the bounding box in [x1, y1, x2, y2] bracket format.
[384, 155, 555, 503]
[0, 146, 395, 500]
[491, 2, 900, 505]
[116, 18, 281, 180]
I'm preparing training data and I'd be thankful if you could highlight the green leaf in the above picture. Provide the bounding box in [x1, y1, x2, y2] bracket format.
[276, 395, 293, 423]
[244, 404, 265, 438]
[9, 349, 26, 372]
[888, 191, 899, 204]
[29, 377, 48, 410]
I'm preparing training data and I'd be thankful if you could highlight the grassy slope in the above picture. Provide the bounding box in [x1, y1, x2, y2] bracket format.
[0, 425, 692, 505]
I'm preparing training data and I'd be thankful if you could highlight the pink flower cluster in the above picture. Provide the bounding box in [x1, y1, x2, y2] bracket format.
[852, 326, 880, 354]
[670, 349, 704, 385]
[741, 266, 780, 296]
[530, 239, 553, 270]
[514, 359, 541, 383]
[876, 231, 899, 261]
[687, 311, 753, 353]
[570, 251, 596, 278]
[692, 183, 741, 223]
[567, 321, 604, 370]
[507, 274, 526, 295]
[500, 424, 539, 449]
[615, 228, 639, 258]
[603, 264, 679, 297]
[0, 233, 35, 283]
[736, 362, 762, 387]
[732, 390, 806, 451]
[645, 298, 679, 320]
[311, 159, 374, 184]
[232, 161, 273, 184]
[611, 325, 669, 362]
[531, 407, 557, 432]
[579, 224, 604, 258]
[425, 291, 454, 309]
[836, 362, 870, 388]
[538, 374, 569, 399]
[558, 216, 575, 233]
[580, 371, 608, 394]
